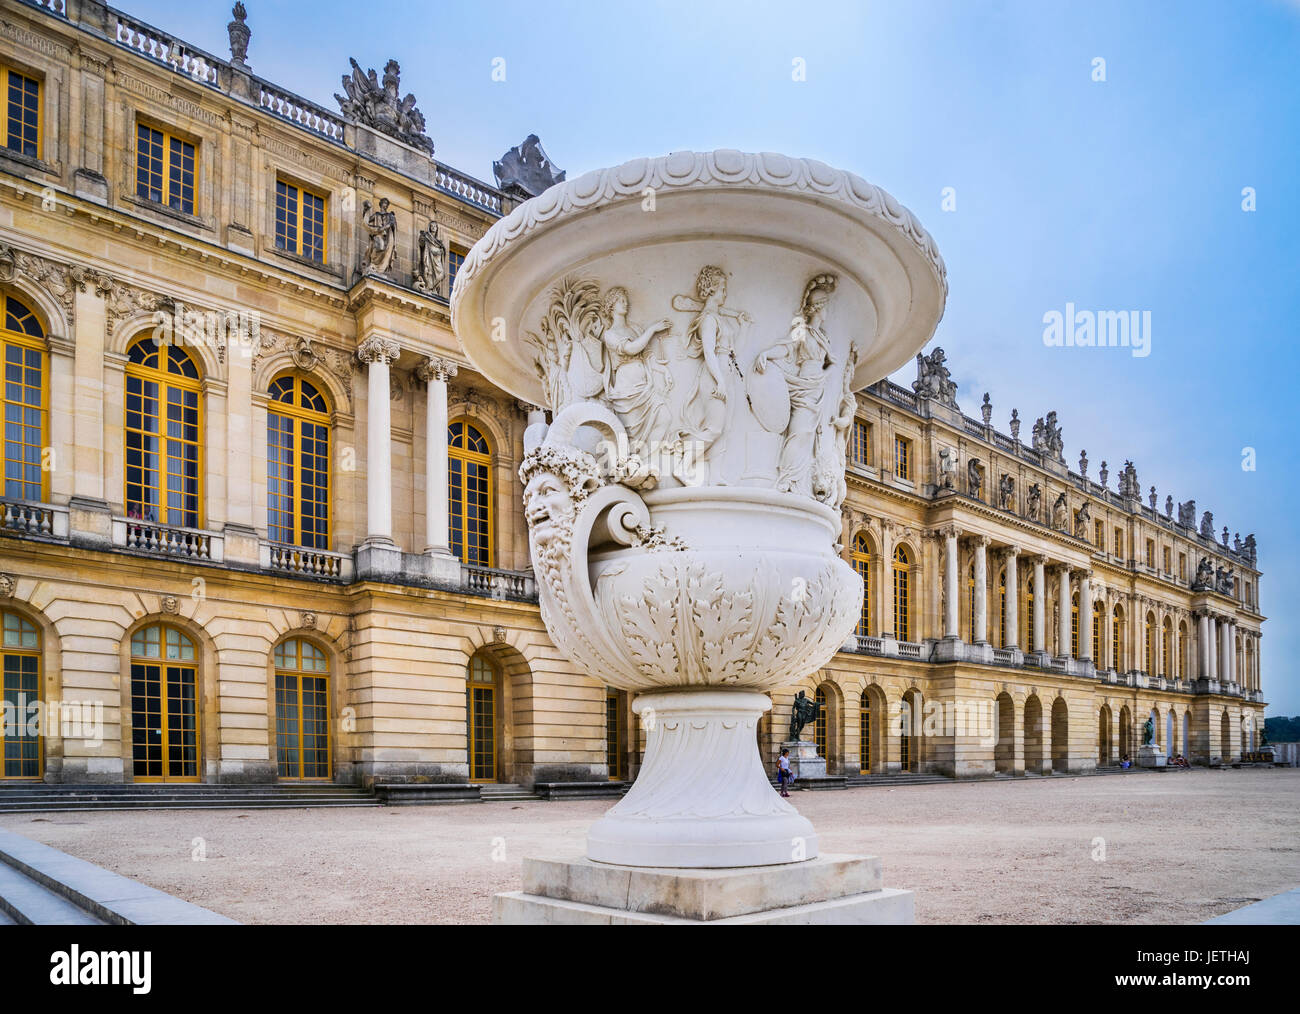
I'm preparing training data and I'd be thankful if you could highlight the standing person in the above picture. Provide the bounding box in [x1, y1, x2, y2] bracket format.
[777, 748, 792, 797]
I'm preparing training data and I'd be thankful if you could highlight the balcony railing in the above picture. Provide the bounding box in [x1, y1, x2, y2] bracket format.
[258, 82, 346, 145]
[435, 165, 505, 214]
[0, 500, 68, 539]
[112, 10, 221, 88]
[461, 564, 536, 601]
[261, 542, 353, 581]
[113, 518, 223, 561]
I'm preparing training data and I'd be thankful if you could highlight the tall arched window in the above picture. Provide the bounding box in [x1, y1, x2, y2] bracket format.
[850, 533, 871, 636]
[892, 546, 911, 642]
[2, 610, 41, 779]
[1092, 599, 1104, 666]
[466, 653, 500, 782]
[267, 375, 330, 549]
[1144, 612, 1155, 675]
[1070, 592, 1079, 658]
[274, 638, 330, 780]
[130, 623, 199, 782]
[1024, 583, 1034, 650]
[997, 569, 1007, 648]
[1178, 620, 1189, 679]
[125, 337, 201, 527]
[814, 686, 828, 759]
[2, 296, 46, 502]
[966, 562, 975, 643]
[1112, 606, 1124, 672]
[449, 420, 492, 566]
[1162, 618, 1173, 679]
[859, 690, 872, 774]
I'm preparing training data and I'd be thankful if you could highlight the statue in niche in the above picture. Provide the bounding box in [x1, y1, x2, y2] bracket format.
[360, 198, 398, 277]
[599, 286, 675, 457]
[787, 690, 822, 743]
[755, 273, 837, 497]
[967, 458, 983, 499]
[678, 266, 752, 469]
[937, 447, 957, 490]
[912, 347, 958, 406]
[1026, 482, 1042, 522]
[998, 473, 1014, 510]
[1051, 491, 1069, 530]
[1075, 500, 1091, 537]
[811, 342, 858, 509]
[413, 220, 446, 296]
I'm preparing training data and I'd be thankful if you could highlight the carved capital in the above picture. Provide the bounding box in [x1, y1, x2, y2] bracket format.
[963, 533, 991, 550]
[936, 523, 961, 541]
[416, 356, 458, 385]
[1027, 554, 1049, 568]
[357, 335, 400, 367]
[1002, 544, 1020, 560]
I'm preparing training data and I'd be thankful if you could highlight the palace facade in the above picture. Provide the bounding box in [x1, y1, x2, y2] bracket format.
[0, 0, 1265, 787]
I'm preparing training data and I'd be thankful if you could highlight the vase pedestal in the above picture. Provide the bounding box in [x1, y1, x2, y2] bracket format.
[492, 853, 913, 925]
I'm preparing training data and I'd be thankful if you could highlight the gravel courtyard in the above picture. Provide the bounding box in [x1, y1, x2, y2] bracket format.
[3, 768, 1296, 924]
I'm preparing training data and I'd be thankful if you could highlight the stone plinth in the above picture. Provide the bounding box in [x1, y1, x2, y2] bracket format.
[493, 853, 913, 925]
[782, 740, 826, 781]
[1137, 744, 1167, 769]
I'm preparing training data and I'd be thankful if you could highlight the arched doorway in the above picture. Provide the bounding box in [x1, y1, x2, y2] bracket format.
[899, 690, 920, 773]
[814, 685, 828, 759]
[859, 689, 872, 774]
[129, 623, 200, 782]
[1166, 709, 1175, 756]
[1219, 710, 1232, 762]
[273, 638, 331, 780]
[1118, 705, 1131, 762]
[1098, 705, 1112, 767]
[1051, 697, 1069, 772]
[994, 692, 1015, 774]
[467, 653, 501, 782]
[2, 610, 41, 779]
[1024, 695, 1044, 774]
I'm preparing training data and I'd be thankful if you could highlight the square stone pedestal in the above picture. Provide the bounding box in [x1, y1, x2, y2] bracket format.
[781, 740, 826, 780]
[492, 853, 914, 925]
[1137, 744, 1167, 769]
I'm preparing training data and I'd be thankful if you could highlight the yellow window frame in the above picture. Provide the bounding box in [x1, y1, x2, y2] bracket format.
[894, 435, 910, 480]
[850, 535, 871, 636]
[275, 177, 328, 263]
[1, 67, 41, 160]
[124, 341, 204, 528]
[1, 610, 42, 780]
[135, 121, 197, 216]
[448, 419, 494, 567]
[1, 305, 49, 503]
[274, 638, 332, 781]
[267, 375, 332, 550]
[859, 694, 871, 774]
[892, 546, 910, 642]
[129, 623, 200, 783]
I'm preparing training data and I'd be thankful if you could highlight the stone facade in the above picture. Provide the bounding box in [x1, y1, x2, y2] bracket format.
[0, 1, 1264, 787]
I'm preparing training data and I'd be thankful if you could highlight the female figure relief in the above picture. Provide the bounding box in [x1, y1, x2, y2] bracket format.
[600, 286, 674, 456]
[679, 266, 752, 478]
[755, 273, 837, 498]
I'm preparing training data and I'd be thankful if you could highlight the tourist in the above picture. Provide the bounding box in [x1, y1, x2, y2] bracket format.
[1121, 754, 1131, 770]
[777, 748, 792, 797]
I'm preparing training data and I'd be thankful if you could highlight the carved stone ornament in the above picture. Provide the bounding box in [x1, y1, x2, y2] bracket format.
[161, 595, 180, 614]
[454, 150, 945, 871]
[492, 625, 507, 644]
[301, 611, 317, 629]
[356, 335, 400, 367]
[335, 58, 433, 155]
[913, 347, 958, 407]
[416, 356, 458, 385]
[493, 134, 567, 199]
[228, 3, 251, 66]
[359, 198, 398, 278]
[413, 220, 447, 296]
[0, 573, 13, 598]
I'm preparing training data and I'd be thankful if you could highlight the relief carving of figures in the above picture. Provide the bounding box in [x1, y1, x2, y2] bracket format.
[679, 266, 752, 465]
[811, 342, 858, 509]
[1075, 500, 1091, 538]
[600, 286, 675, 457]
[524, 276, 607, 411]
[912, 346, 958, 407]
[1026, 482, 1042, 522]
[755, 273, 836, 496]
[360, 198, 398, 277]
[413, 220, 446, 296]
[967, 458, 982, 499]
[937, 447, 957, 490]
[997, 472, 1014, 510]
[335, 58, 434, 155]
[1051, 491, 1069, 530]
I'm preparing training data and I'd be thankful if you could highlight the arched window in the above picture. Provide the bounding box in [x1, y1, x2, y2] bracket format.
[125, 337, 201, 527]
[1112, 606, 1124, 672]
[2, 610, 41, 778]
[850, 533, 871, 636]
[1179, 621, 1189, 679]
[1070, 592, 1079, 659]
[1162, 618, 1173, 679]
[267, 375, 330, 549]
[1092, 599, 1104, 666]
[2, 296, 46, 502]
[466, 653, 500, 782]
[274, 639, 330, 780]
[814, 686, 828, 759]
[130, 623, 199, 782]
[1144, 612, 1155, 675]
[892, 546, 911, 642]
[997, 569, 1007, 648]
[449, 420, 492, 566]
[1024, 582, 1034, 650]
[859, 690, 872, 774]
[966, 561, 975, 643]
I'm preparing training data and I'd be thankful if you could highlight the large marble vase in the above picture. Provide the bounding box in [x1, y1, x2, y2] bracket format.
[452, 150, 946, 872]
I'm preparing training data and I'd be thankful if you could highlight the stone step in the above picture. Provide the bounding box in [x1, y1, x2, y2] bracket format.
[0, 861, 106, 925]
[0, 800, 381, 814]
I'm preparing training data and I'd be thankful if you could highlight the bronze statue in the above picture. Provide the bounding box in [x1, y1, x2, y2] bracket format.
[1142, 716, 1155, 746]
[788, 690, 821, 742]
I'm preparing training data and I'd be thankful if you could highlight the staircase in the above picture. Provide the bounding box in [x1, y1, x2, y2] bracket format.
[478, 783, 538, 802]
[842, 773, 955, 787]
[0, 783, 378, 814]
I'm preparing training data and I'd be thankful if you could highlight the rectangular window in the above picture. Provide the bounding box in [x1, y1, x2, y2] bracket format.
[1163, 546, 1171, 573]
[1094, 519, 1105, 549]
[275, 179, 327, 263]
[849, 420, 872, 467]
[1114, 527, 1123, 558]
[1146, 538, 1155, 565]
[894, 435, 910, 481]
[136, 124, 196, 215]
[448, 246, 467, 293]
[2, 68, 39, 159]
[1179, 553, 1187, 580]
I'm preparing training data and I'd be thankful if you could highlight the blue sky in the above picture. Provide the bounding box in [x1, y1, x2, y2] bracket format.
[126, 0, 1300, 714]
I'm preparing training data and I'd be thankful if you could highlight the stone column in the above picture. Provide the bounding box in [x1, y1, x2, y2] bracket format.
[1057, 565, 1072, 658]
[1207, 616, 1218, 681]
[1197, 611, 1210, 678]
[417, 357, 457, 555]
[1031, 556, 1046, 655]
[1003, 547, 1019, 650]
[1218, 617, 1230, 685]
[942, 526, 959, 638]
[1227, 620, 1238, 685]
[1079, 573, 1093, 662]
[357, 336, 400, 550]
[972, 535, 989, 644]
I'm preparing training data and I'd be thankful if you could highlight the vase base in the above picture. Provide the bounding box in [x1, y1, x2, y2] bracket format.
[586, 811, 818, 868]
[492, 853, 913, 925]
